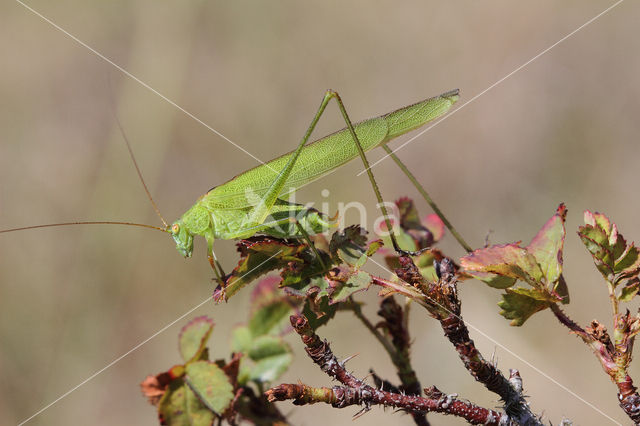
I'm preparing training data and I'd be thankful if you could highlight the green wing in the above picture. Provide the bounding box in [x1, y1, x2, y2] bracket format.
[203, 117, 388, 210]
[202, 90, 458, 210]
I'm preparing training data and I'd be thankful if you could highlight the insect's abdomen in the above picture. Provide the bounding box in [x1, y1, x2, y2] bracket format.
[203, 89, 459, 211]
[204, 117, 388, 209]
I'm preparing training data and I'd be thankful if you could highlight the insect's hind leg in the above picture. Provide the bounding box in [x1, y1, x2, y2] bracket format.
[245, 90, 344, 228]
[328, 90, 423, 257]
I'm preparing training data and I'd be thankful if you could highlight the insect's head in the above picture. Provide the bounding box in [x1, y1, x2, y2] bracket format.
[170, 220, 194, 258]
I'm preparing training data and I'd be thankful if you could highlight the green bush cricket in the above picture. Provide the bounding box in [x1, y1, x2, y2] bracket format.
[2, 89, 460, 287]
[169, 89, 459, 279]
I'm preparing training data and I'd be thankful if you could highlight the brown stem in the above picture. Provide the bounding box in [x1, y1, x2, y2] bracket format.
[236, 386, 290, 425]
[550, 304, 640, 423]
[392, 257, 543, 426]
[439, 312, 540, 424]
[375, 297, 429, 426]
[266, 383, 504, 425]
[281, 315, 507, 424]
[617, 375, 640, 423]
[549, 303, 588, 337]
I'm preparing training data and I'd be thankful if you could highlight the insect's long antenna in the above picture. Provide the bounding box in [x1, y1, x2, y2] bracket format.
[0, 221, 168, 235]
[113, 114, 168, 228]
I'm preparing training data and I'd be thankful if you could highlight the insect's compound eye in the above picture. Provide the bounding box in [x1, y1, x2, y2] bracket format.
[171, 223, 180, 234]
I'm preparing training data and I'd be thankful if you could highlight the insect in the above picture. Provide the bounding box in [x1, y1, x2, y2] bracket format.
[2, 89, 459, 284]
[168, 89, 459, 280]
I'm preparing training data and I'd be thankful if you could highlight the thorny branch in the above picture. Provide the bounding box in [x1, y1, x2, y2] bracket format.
[550, 303, 640, 423]
[268, 314, 508, 425]
[390, 256, 544, 426]
[348, 297, 429, 425]
[376, 297, 429, 425]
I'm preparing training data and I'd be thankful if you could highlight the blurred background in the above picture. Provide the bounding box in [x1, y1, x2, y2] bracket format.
[1, 1, 639, 424]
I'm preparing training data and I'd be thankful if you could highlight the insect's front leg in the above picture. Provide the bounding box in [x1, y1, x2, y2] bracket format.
[205, 230, 226, 283]
[289, 217, 327, 272]
[245, 90, 339, 228]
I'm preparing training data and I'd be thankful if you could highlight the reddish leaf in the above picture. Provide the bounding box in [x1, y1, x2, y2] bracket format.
[141, 372, 172, 406]
[217, 237, 306, 301]
[526, 203, 567, 286]
[423, 213, 445, 242]
[397, 197, 423, 230]
[579, 210, 640, 296]
[250, 276, 282, 312]
[460, 243, 544, 287]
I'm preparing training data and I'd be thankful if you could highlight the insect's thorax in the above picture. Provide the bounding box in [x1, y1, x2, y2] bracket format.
[200, 199, 336, 241]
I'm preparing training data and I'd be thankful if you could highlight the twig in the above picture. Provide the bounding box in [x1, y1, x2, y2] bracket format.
[348, 299, 399, 363]
[376, 297, 428, 425]
[348, 297, 429, 425]
[389, 257, 543, 425]
[279, 314, 508, 425]
[266, 383, 503, 425]
[550, 303, 640, 423]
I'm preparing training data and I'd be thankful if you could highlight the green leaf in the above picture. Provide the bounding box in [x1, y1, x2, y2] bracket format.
[526, 203, 567, 286]
[230, 326, 252, 354]
[282, 273, 328, 297]
[396, 197, 435, 248]
[379, 226, 418, 253]
[397, 197, 422, 229]
[508, 286, 555, 302]
[248, 300, 292, 337]
[619, 281, 640, 302]
[247, 335, 292, 383]
[469, 271, 518, 289]
[328, 270, 372, 303]
[250, 276, 282, 311]
[353, 239, 383, 268]
[615, 244, 640, 274]
[178, 316, 215, 364]
[158, 378, 215, 426]
[185, 361, 234, 415]
[578, 224, 615, 276]
[460, 244, 544, 287]
[584, 210, 611, 234]
[302, 295, 337, 330]
[498, 289, 549, 326]
[414, 250, 437, 281]
[217, 237, 306, 301]
[579, 211, 640, 290]
[366, 239, 384, 257]
[329, 225, 369, 266]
